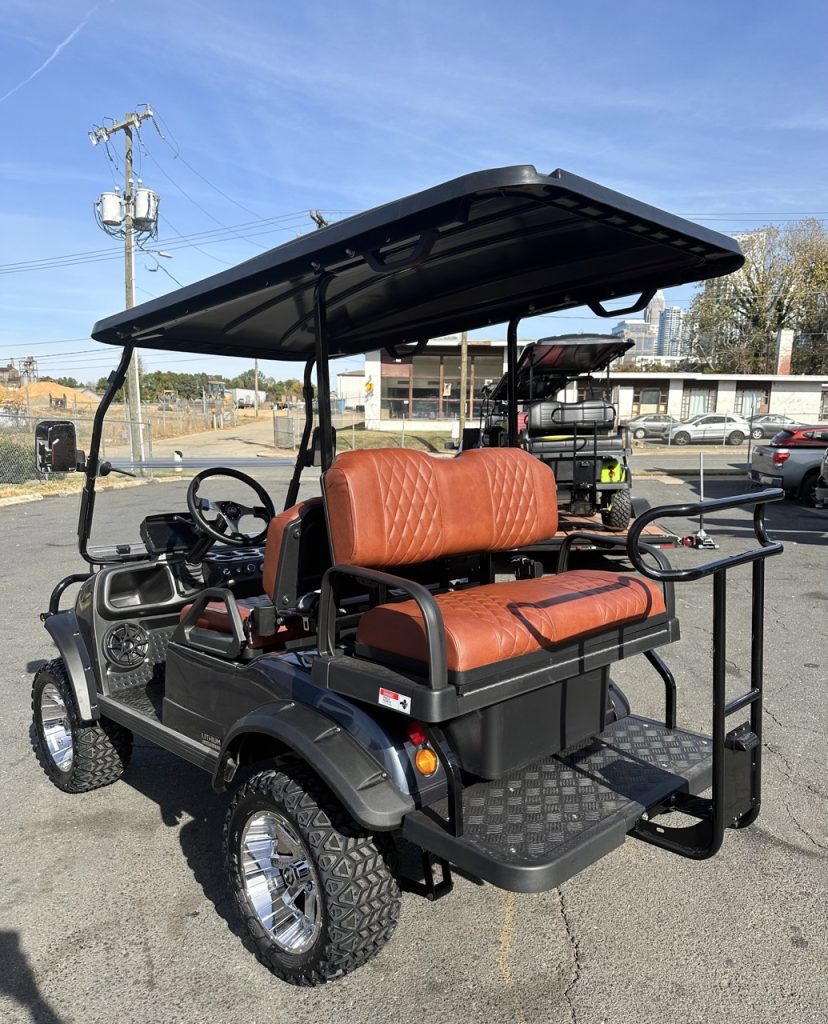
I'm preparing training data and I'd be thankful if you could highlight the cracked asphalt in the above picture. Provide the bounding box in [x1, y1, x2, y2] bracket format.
[1, 470, 826, 1024]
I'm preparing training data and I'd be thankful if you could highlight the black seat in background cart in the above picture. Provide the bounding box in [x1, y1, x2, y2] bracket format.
[526, 398, 616, 436]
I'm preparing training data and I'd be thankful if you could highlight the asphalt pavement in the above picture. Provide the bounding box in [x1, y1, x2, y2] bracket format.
[1, 470, 826, 1024]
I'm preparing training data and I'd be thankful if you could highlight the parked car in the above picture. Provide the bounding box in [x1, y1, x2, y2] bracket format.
[815, 448, 828, 508]
[749, 425, 828, 506]
[624, 413, 681, 438]
[748, 414, 804, 439]
[663, 413, 751, 446]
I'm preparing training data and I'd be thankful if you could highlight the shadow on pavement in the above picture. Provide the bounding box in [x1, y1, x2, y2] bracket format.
[0, 931, 66, 1024]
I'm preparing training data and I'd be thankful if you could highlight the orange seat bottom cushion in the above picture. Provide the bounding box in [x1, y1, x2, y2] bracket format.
[356, 570, 666, 673]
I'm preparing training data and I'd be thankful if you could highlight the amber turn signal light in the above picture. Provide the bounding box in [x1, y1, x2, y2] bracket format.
[414, 747, 439, 776]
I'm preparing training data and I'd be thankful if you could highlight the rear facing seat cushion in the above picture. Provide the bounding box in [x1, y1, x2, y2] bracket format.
[324, 447, 558, 567]
[356, 570, 666, 673]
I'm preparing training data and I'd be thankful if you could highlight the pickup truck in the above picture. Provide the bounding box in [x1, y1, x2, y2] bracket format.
[749, 425, 828, 506]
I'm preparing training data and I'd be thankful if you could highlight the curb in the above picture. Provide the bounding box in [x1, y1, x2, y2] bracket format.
[0, 474, 184, 508]
[636, 468, 748, 479]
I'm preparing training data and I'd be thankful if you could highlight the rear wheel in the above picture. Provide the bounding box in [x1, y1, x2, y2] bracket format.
[31, 660, 132, 793]
[799, 470, 819, 507]
[727, 431, 745, 445]
[600, 488, 633, 530]
[225, 760, 401, 985]
[673, 431, 690, 446]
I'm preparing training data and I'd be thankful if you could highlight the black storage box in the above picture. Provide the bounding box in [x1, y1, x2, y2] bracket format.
[444, 668, 608, 779]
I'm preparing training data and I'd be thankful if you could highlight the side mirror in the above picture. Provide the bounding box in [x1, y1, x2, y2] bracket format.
[35, 419, 81, 474]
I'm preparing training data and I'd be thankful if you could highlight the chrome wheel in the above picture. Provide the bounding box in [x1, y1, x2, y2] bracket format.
[40, 682, 73, 773]
[241, 809, 322, 954]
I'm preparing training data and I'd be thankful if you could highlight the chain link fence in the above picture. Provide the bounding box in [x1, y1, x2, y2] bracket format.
[272, 408, 369, 450]
[0, 411, 156, 485]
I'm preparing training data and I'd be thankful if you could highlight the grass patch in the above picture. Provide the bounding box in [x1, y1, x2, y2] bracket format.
[336, 429, 454, 453]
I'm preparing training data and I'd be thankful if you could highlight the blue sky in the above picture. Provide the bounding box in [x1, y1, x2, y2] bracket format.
[2, 0, 828, 384]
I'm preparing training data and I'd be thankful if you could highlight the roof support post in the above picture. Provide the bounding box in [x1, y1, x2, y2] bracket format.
[77, 343, 134, 564]
[314, 274, 335, 472]
[506, 316, 520, 446]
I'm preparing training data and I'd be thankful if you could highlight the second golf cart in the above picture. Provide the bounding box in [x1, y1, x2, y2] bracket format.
[32, 165, 782, 986]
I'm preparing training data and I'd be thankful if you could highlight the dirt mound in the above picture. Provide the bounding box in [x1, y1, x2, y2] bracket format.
[0, 380, 100, 409]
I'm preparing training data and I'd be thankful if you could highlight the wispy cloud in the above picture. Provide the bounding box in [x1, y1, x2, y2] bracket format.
[0, 2, 102, 106]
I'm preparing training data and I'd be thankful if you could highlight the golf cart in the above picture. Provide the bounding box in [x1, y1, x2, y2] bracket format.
[32, 166, 783, 986]
[476, 333, 635, 528]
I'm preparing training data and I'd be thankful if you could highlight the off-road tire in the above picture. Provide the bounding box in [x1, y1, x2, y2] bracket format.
[727, 430, 745, 446]
[799, 470, 819, 507]
[601, 488, 633, 530]
[31, 659, 132, 793]
[225, 760, 401, 985]
[673, 431, 690, 446]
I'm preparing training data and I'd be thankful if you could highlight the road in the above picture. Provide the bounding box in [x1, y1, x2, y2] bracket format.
[1, 470, 826, 1024]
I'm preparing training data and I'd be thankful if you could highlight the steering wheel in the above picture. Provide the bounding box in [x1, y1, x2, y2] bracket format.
[186, 468, 275, 546]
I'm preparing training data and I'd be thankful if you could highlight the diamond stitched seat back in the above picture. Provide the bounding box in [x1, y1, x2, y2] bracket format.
[323, 448, 557, 568]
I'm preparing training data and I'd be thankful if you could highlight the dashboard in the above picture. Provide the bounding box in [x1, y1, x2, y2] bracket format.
[138, 512, 265, 587]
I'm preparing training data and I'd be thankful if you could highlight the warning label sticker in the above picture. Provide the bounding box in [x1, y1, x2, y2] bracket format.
[378, 687, 411, 715]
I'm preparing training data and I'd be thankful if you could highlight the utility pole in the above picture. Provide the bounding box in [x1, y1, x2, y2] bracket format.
[458, 330, 468, 440]
[254, 358, 260, 416]
[90, 108, 155, 467]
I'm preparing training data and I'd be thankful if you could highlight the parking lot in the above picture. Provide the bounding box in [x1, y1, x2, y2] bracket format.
[1, 470, 826, 1024]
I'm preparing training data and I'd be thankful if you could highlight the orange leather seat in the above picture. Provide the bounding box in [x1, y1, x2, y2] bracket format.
[356, 570, 665, 673]
[180, 498, 325, 648]
[180, 594, 309, 649]
[324, 448, 668, 676]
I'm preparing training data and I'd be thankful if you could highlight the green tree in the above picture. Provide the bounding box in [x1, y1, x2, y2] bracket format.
[688, 219, 828, 373]
[55, 376, 80, 388]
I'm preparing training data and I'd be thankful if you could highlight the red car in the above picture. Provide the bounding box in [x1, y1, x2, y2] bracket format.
[770, 424, 828, 446]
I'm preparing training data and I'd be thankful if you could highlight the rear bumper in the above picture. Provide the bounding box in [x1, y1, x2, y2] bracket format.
[403, 716, 712, 893]
[749, 469, 783, 488]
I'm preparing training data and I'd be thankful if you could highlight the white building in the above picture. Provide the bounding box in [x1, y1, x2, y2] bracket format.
[336, 369, 366, 410]
[359, 334, 828, 431]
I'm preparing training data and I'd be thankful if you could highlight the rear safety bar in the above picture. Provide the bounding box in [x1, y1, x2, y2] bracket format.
[623, 488, 784, 858]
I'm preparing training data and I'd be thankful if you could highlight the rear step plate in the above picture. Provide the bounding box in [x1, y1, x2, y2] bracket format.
[403, 716, 712, 893]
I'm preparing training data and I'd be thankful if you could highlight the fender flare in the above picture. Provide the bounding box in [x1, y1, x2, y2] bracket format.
[44, 611, 99, 722]
[215, 700, 414, 831]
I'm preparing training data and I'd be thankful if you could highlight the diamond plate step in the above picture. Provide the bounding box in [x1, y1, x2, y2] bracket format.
[403, 716, 712, 893]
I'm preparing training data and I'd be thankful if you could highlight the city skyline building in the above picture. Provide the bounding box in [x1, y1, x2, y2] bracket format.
[658, 306, 687, 357]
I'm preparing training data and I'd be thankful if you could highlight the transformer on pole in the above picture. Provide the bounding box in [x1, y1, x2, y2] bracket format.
[90, 105, 158, 468]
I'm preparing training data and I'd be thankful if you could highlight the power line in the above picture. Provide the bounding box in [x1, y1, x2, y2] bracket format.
[137, 129, 266, 252]
[150, 110, 263, 221]
[0, 209, 333, 275]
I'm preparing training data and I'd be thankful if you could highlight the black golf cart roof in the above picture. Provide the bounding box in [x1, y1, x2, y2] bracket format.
[91, 165, 743, 361]
[489, 334, 634, 400]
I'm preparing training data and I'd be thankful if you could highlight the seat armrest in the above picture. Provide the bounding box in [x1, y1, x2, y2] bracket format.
[175, 587, 245, 658]
[319, 565, 448, 691]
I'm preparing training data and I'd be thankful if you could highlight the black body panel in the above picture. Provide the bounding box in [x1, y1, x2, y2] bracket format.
[91, 166, 743, 361]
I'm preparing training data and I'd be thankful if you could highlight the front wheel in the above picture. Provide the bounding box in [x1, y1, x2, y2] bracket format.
[727, 431, 745, 446]
[751, 427, 764, 439]
[601, 488, 633, 530]
[225, 760, 401, 985]
[31, 660, 132, 793]
[633, 428, 646, 439]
